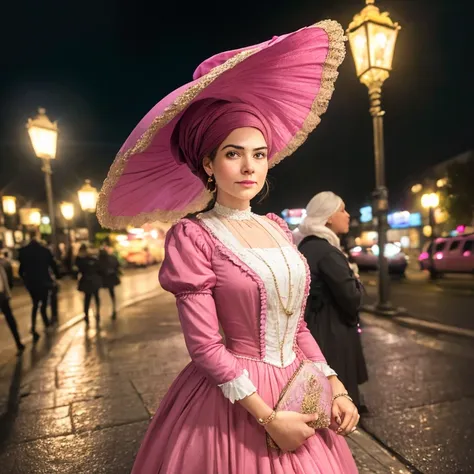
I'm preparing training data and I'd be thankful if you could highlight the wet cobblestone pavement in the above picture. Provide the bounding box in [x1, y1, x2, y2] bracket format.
[359, 313, 474, 474]
[0, 291, 416, 473]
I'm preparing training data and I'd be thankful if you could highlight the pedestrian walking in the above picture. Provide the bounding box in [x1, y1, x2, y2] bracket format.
[18, 232, 59, 342]
[98, 21, 358, 474]
[0, 246, 25, 354]
[75, 244, 102, 326]
[297, 192, 369, 410]
[98, 247, 121, 319]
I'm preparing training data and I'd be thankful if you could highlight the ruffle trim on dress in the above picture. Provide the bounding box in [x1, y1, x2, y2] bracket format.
[313, 362, 338, 378]
[196, 216, 269, 360]
[265, 213, 295, 243]
[218, 369, 257, 403]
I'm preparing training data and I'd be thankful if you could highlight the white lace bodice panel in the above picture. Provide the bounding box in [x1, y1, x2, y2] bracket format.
[199, 211, 306, 367]
[198, 209, 336, 403]
[247, 246, 305, 367]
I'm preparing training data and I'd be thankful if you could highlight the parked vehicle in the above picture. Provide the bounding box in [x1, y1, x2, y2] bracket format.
[418, 233, 474, 277]
[348, 242, 408, 276]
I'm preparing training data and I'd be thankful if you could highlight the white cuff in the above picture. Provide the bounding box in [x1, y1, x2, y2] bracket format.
[218, 369, 257, 403]
[313, 362, 338, 378]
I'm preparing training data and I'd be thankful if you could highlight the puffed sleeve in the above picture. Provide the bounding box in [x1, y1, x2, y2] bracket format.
[159, 219, 257, 403]
[265, 214, 337, 377]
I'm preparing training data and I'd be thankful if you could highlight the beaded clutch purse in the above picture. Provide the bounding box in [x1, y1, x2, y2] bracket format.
[267, 360, 333, 449]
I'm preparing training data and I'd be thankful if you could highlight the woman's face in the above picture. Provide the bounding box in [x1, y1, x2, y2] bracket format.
[327, 202, 350, 234]
[203, 127, 268, 209]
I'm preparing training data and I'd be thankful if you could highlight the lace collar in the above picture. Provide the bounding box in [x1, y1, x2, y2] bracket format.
[212, 202, 252, 221]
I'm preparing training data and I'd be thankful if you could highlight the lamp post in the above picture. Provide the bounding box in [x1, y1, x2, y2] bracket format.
[60, 201, 75, 239]
[78, 180, 98, 243]
[2, 196, 17, 216]
[26, 108, 59, 255]
[347, 0, 400, 312]
[60, 201, 75, 273]
[421, 192, 440, 279]
[2, 196, 17, 232]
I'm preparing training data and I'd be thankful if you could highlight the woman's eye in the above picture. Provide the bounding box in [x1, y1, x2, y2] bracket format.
[226, 151, 239, 158]
[255, 152, 267, 159]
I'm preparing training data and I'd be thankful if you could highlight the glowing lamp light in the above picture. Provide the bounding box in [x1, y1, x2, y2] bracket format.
[2, 196, 17, 215]
[436, 178, 448, 188]
[347, 0, 401, 88]
[463, 251, 471, 257]
[78, 179, 98, 212]
[26, 108, 59, 160]
[456, 225, 466, 234]
[411, 184, 422, 194]
[41, 216, 51, 225]
[19, 208, 41, 226]
[60, 202, 75, 221]
[421, 193, 439, 209]
[435, 253, 443, 260]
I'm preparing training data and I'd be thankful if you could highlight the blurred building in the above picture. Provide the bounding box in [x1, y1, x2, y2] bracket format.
[351, 150, 473, 253]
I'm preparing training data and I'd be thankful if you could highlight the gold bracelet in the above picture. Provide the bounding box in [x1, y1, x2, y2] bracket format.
[332, 392, 353, 403]
[257, 410, 277, 426]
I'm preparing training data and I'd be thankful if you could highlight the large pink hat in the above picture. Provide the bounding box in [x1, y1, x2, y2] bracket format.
[97, 20, 346, 229]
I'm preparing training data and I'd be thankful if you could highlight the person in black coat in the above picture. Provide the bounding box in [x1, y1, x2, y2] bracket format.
[75, 244, 102, 325]
[0, 246, 25, 354]
[98, 247, 121, 319]
[18, 232, 59, 342]
[297, 191, 368, 409]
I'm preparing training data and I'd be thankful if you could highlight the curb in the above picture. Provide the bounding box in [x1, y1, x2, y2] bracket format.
[393, 315, 474, 340]
[362, 304, 474, 340]
[354, 425, 421, 474]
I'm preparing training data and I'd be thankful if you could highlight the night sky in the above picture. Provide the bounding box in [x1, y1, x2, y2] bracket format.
[1, 0, 472, 220]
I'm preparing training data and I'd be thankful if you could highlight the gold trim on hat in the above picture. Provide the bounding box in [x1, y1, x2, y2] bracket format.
[97, 20, 346, 229]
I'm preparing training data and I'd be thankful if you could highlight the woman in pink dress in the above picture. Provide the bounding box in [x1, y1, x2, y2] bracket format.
[98, 21, 359, 473]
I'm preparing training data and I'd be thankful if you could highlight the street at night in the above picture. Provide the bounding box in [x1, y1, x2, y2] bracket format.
[1, 0, 473, 472]
[362, 272, 474, 332]
[0, 270, 473, 473]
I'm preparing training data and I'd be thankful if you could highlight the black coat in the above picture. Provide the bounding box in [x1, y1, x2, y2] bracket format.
[76, 255, 102, 294]
[0, 258, 14, 290]
[19, 240, 59, 290]
[98, 253, 121, 288]
[299, 236, 368, 407]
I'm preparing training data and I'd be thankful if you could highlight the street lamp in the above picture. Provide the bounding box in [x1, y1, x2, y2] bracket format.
[26, 108, 59, 254]
[60, 201, 75, 271]
[347, 0, 400, 312]
[78, 180, 98, 243]
[2, 196, 17, 216]
[60, 202, 75, 221]
[19, 208, 42, 227]
[422, 193, 439, 277]
[421, 192, 439, 279]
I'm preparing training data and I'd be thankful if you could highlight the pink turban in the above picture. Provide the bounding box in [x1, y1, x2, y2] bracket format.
[171, 99, 272, 182]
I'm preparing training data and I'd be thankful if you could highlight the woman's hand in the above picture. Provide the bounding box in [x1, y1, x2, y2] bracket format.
[265, 411, 317, 452]
[330, 396, 360, 436]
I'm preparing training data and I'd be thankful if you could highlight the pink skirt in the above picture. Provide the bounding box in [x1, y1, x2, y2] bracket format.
[132, 357, 358, 473]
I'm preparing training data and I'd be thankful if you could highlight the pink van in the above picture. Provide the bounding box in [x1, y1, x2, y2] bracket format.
[418, 233, 474, 277]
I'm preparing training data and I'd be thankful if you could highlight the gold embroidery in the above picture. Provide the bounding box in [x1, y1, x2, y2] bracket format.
[97, 20, 346, 229]
[302, 375, 331, 429]
[269, 20, 347, 167]
[266, 360, 332, 451]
